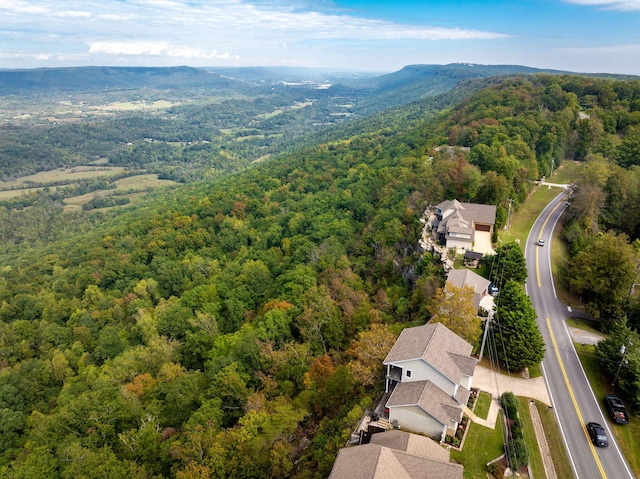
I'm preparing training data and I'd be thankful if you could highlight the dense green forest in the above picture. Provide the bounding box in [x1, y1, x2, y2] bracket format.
[3, 71, 640, 478]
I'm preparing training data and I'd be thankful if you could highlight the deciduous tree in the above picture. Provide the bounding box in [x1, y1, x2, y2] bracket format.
[428, 284, 481, 345]
[569, 231, 638, 327]
[347, 322, 397, 386]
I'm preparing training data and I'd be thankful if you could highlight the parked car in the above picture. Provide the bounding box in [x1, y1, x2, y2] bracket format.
[488, 283, 499, 296]
[537, 238, 545, 246]
[587, 422, 609, 447]
[605, 395, 629, 424]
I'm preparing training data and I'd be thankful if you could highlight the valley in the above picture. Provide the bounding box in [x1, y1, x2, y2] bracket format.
[1, 64, 640, 479]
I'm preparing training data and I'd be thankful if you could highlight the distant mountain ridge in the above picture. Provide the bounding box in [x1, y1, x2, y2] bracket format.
[351, 63, 571, 114]
[0, 65, 246, 94]
[4, 63, 638, 126]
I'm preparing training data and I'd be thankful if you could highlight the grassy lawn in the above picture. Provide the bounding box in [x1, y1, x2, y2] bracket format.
[517, 397, 545, 479]
[566, 317, 603, 334]
[474, 391, 492, 420]
[477, 357, 541, 380]
[454, 395, 573, 478]
[500, 161, 583, 247]
[550, 160, 582, 184]
[535, 399, 574, 478]
[500, 185, 563, 246]
[451, 417, 506, 479]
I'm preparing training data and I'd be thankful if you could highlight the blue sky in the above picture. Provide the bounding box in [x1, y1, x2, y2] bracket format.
[1, 0, 640, 74]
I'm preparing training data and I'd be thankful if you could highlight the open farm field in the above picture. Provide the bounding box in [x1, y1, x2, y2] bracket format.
[113, 174, 177, 190]
[64, 191, 150, 213]
[88, 99, 177, 111]
[0, 186, 52, 199]
[63, 174, 177, 212]
[0, 166, 128, 189]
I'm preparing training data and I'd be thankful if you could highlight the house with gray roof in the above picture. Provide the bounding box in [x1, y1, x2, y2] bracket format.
[433, 199, 496, 254]
[328, 431, 463, 479]
[382, 322, 477, 441]
[368, 430, 450, 462]
[445, 268, 494, 313]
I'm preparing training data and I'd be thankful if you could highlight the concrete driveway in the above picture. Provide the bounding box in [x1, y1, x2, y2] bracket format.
[473, 231, 494, 255]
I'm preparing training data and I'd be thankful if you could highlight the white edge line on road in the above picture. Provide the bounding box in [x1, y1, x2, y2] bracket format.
[548, 202, 567, 300]
[562, 321, 635, 479]
[541, 359, 581, 478]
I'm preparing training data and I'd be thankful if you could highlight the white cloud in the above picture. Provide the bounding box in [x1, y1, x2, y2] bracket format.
[89, 41, 170, 56]
[0, 0, 514, 69]
[564, 0, 640, 10]
[61, 10, 92, 18]
[0, 0, 49, 15]
[89, 41, 239, 60]
[1, 1, 509, 42]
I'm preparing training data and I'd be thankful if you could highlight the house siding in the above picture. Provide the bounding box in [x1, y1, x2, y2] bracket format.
[444, 238, 472, 251]
[460, 374, 473, 391]
[386, 359, 456, 396]
[388, 406, 446, 440]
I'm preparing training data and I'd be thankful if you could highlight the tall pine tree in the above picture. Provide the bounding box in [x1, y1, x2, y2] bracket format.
[493, 280, 545, 371]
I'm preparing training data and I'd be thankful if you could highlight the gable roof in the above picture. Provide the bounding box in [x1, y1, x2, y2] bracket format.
[436, 200, 496, 226]
[368, 430, 450, 462]
[383, 323, 476, 385]
[445, 268, 490, 311]
[386, 380, 466, 426]
[328, 443, 463, 479]
[463, 251, 483, 260]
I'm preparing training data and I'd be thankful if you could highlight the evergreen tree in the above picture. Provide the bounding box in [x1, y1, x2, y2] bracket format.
[493, 280, 545, 371]
[487, 241, 528, 288]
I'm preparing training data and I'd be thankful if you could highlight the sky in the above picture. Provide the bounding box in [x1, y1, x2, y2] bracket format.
[1, 0, 640, 75]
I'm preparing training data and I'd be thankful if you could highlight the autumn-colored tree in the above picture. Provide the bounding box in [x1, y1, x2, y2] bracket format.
[122, 373, 157, 400]
[347, 322, 398, 387]
[176, 462, 212, 479]
[428, 283, 482, 345]
[303, 355, 335, 391]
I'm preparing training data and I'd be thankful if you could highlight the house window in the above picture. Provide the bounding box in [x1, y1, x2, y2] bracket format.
[406, 370, 412, 378]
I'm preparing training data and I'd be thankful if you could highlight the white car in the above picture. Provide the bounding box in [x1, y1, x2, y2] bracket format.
[537, 239, 545, 246]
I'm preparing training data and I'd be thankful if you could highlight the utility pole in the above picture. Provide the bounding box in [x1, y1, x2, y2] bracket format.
[505, 198, 513, 231]
[478, 310, 493, 362]
[613, 340, 632, 387]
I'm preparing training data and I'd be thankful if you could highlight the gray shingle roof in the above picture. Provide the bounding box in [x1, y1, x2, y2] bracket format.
[383, 323, 476, 385]
[386, 380, 465, 426]
[436, 200, 496, 226]
[368, 430, 450, 462]
[446, 268, 490, 311]
[328, 443, 463, 479]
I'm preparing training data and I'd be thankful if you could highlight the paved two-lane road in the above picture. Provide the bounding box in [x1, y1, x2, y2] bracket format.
[525, 189, 634, 479]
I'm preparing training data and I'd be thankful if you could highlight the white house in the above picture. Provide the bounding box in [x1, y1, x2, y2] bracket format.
[382, 323, 477, 441]
[433, 200, 496, 254]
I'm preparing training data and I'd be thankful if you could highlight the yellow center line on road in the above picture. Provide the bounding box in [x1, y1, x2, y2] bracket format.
[546, 317, 607, 478]
[536, 198, 566, 288]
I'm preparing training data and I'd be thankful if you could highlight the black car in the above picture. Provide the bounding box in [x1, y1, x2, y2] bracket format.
[605, 395, 629, 424]
[587, 422, 609, 447]
[488, 283, 499, 296]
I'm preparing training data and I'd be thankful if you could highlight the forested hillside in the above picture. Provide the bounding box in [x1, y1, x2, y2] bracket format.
[2, 72, 640, 478]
